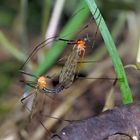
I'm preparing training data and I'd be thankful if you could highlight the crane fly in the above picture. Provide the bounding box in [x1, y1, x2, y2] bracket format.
[19, 7, 104, 125]
[20, 6, 117, 112]
[20, 71, 55, 121]
[24, 36, 115, 95]
[20, 12, 117, 95]
[43, 39, 89, 94]
[20, 39, 88, 97]
[38, 14, 105, 94]
[20, 71, 76, 137]
[19, 8, 119, 138]
[20, 12, 103, 93]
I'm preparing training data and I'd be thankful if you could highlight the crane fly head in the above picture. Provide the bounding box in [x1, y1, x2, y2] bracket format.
[76, 39, 86, 49]
[75, 39, 87, 59]
[76, 34, 91, 49]
[37, 76, 48, 90]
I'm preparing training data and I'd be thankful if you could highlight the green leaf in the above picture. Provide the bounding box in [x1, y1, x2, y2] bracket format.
[85, 0, 133, 104]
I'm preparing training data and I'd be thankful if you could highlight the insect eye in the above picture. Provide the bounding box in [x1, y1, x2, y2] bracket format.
[84, 36, 91, 43]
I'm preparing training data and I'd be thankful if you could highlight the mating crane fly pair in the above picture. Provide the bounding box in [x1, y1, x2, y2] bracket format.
[20, 8, 105, 95]
[21, 38, 89, 94]
[20, 19, 100, 95]
[20, 8, 117, 124]
[20, 37, 95, 124]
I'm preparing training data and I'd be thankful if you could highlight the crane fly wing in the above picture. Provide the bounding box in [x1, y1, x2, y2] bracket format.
[30, 89, 49, 120]
[30, 89, 38, 120]
[59, 45, 80, 88]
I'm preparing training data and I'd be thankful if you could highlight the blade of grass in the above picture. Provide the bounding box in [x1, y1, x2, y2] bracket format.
[18, 0, 28, 53]
[41, 0, 51, 37]
[85, 0, 133, 104]
[0, 31, 25, 61]
[35, 1, 90, 76]
[45, 0, 66, 44]
[136, 37, 140, 69]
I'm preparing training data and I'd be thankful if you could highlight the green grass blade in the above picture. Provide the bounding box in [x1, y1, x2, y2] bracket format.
[85, 0, 133, 104]
[0, 31, 25, 61]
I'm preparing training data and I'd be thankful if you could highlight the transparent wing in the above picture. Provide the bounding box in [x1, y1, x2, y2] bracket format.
[30, 89, 38, 120]
[59, 45, 80, 88]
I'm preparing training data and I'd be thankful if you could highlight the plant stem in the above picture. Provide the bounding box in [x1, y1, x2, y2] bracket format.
[85, 0, 133, 104]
